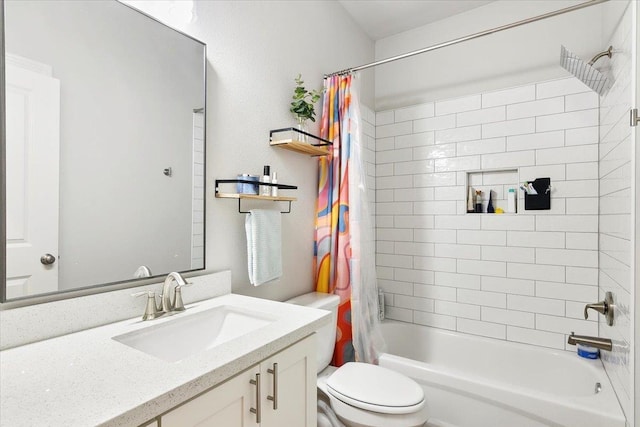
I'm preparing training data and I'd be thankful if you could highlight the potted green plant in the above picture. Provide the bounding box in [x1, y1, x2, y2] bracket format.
[290, 74, 322, 141]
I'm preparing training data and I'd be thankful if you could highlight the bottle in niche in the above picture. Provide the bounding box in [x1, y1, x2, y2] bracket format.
[475, 190, 483, 213]
[260, 165, 271, 196]
[507, 188, 516, 213]
[487, 190, 495, 213]
[271, 172, 278, 197]
[467, 187, 475, 213]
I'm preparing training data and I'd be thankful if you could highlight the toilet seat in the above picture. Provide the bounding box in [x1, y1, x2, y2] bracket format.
[326, 362, 425, 414]
[326, 392, 429, 427]
[327, 387, 425, 415]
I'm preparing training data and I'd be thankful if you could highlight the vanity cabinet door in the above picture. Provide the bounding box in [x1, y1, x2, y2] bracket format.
[261, 334, 317, 427]
[162, 366, 257, 427]
[160, 334, 316, 427]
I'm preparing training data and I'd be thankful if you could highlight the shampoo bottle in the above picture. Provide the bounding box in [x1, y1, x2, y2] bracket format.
[260, 165, 271, 196]
[271, 172, 278, 197]
[507, 188, 516, 213]
[467, 187, 475, 213]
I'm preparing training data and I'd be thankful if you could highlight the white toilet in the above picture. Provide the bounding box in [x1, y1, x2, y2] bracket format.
[287, 292, 429, 427]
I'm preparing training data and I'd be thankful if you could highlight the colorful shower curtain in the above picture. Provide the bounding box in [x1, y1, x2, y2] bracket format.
[314, 74, 385, 366]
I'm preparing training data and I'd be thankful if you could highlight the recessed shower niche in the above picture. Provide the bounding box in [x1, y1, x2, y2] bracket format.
[466, 169, 519, 214]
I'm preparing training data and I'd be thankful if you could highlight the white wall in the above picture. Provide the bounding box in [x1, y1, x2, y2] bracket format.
[598, 2, 635, 423]
[5, 1, 203, 289]
[374, 0, 612, 110]
[127, 0, 375, 301]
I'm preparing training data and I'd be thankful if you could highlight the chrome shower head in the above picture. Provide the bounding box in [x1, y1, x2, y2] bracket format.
[559, 45, 612, 96]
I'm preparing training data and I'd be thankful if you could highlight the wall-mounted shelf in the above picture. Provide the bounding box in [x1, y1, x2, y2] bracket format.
[269, 127, 332, 157]
[466, 169, 519, 214]
[523, 177, 551, 210]
[215, 179, 297, 213]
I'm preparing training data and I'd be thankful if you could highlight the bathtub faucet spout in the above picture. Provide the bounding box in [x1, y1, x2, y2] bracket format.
[567, 332, 612, 351]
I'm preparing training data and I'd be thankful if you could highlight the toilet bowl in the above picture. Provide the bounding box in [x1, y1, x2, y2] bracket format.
[286, 292, 429, 427]
[319, 362, 428, 427]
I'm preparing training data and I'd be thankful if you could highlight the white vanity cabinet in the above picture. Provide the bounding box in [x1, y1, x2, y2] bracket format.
[259, 334, 317, 426]
[161, 334, 317, 427]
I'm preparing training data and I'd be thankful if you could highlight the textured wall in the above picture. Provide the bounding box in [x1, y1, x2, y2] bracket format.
[127, 0, 375, 301]
[0, 2, 375, 339]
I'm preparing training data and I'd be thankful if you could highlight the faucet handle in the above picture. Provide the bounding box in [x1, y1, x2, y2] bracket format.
[583, 292, 614, 326]
[172, 281, 192, 312]
[172, 287, 187, 312]
[132, 291, 163, 321]
[584, 302, 607, 319]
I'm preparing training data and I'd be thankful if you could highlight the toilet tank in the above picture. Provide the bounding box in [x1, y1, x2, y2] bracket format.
[286, 292, 340, 372]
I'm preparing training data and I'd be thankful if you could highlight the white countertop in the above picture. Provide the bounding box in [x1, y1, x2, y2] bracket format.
[0, 293, 330, 426]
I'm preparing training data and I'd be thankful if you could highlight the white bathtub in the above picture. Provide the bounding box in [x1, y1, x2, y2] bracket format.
[378, 320, 625, 427]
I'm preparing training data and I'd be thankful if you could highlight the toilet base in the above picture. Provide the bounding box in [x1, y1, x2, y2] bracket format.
[318, 396, 345, 427]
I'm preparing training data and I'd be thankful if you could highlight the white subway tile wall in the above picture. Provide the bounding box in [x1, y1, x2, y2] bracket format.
[361, 104, 377, 214]
[191, 111, 205, 269]
[597, 5, 633, 421]
[375, 76, 600, 352]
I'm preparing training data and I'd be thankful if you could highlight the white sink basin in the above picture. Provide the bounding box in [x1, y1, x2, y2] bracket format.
[113, 305, 276, 362]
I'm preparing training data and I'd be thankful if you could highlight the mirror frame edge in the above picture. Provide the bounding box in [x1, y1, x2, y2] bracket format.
[0, 0, 209, 310]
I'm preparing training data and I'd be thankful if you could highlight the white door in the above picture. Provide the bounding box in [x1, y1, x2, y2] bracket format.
[5, 57, 60, 298]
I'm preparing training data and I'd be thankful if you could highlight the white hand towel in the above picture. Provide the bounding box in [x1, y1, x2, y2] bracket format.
[245, 209, 282, 286]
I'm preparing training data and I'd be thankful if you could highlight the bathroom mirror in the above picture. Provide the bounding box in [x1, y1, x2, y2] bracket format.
[1, 0, 206, 302]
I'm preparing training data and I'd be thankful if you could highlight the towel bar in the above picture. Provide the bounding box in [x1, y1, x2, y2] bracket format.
[238, 198, 292, 214]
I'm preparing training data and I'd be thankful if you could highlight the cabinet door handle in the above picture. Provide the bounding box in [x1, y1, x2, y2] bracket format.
[267, 362, 278, 410]
[249, 373, 261, 423]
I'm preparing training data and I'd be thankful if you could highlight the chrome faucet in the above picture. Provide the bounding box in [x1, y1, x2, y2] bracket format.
[161, 272, 191, 313]
[568, 332, 612, 351]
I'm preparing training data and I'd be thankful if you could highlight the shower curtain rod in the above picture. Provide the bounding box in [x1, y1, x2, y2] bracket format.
[325, 0, 608, 78]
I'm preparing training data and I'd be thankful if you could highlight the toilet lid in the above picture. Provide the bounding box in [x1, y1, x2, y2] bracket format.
[326, 362, 424, 414]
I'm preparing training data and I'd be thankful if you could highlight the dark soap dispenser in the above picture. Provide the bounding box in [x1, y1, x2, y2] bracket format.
[487, 190, 495, 213]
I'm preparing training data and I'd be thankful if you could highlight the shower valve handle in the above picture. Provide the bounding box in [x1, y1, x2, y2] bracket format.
[583, 292, 614, 326]
[584, 302, 607, 318]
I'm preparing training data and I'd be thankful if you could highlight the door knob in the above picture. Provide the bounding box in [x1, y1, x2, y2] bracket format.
[40, 253, 56, 265]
